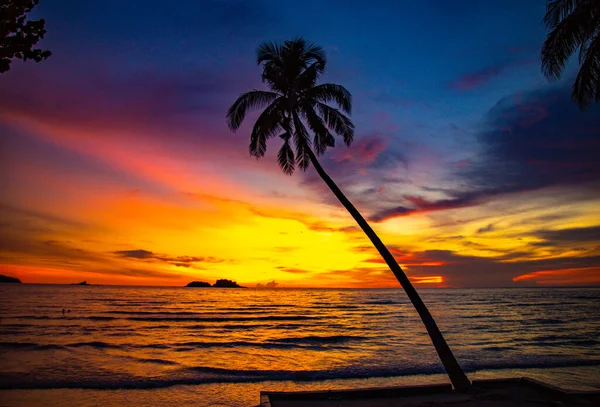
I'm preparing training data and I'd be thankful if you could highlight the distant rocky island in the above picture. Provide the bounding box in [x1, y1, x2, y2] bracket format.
[0, 274, 21, 284]
[186, 279, 244, 288]
[71, 281, 89, 285]
[186, 281, 211, 287]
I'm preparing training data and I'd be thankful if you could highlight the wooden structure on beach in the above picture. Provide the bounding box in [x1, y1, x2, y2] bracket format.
[260, 377, 600, 406]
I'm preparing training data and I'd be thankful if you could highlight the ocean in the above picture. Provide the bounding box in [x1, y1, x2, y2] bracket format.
[0, 285, 599, 406]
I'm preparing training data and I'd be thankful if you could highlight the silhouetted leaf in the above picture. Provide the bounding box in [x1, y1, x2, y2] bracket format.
[1, 0, 51, 73]
[226, 91, 280, 131]
[541, 0, 600, 109]
[277, 140, 295, 175]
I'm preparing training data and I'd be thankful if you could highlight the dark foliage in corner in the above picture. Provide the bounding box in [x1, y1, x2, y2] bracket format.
[1, 0, 51, 73]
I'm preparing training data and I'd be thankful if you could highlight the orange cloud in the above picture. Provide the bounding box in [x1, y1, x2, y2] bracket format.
[513, 266, 600, 286]
[412, 275, 444, 284]
[0, 264, 187, 286]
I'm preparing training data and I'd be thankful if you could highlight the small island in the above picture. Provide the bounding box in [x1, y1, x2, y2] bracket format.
[186, 281, 211, 287]
[186, 279, 245, 288]
[213, 279, 244, 288]
[0, 274, 22, 284]
[71, 281, 89, 285]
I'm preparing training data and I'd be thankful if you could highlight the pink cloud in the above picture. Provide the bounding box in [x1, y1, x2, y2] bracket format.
[449, 59, 535, 91]
[331, 134, 388, 165]
[516, 101, 550, 127]
[0, 67, 294, 201]
[455, 159, 471, 168]
[450, 65, 501, 91]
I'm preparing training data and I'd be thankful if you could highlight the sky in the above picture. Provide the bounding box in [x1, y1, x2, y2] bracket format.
[1, 0, 599, 288]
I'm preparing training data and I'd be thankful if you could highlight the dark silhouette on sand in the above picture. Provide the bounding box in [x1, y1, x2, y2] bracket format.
[541, 0, 600, 109]
[186, 279, 245, 288]
[226, 38, 470, 390]
[0, 274, 21, 283]
[1, 0, 51, 73]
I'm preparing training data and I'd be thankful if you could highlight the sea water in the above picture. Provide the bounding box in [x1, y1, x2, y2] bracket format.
[1, 285, 599, 406]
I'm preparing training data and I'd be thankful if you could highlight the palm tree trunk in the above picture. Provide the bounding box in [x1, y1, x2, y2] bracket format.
[307, 149, 471, 391]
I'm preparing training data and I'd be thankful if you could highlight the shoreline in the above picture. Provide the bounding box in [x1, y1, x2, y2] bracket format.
[1, 365, 599, 400]
[1, 363, 600, 391]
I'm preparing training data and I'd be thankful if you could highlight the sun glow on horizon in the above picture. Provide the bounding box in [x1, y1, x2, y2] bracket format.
[1, 4, 599, 289]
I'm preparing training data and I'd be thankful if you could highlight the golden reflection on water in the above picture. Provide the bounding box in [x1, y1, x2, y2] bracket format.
[1, 285, 599, 407]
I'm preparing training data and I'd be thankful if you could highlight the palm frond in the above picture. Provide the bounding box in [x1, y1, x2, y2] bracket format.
[278, 38, 326, 82]
[303, 41, 326, 64]
[284, 37, 326, 66]
[277, 139, 295, 175]
[296, 61, 326, 92]
[544, 0, 579, 28]
[541, 1, 596, 80]
[302, 106, 335, 155]
[249, 97, 285, 157]
[315, 102, 355, 146]
[303, 83, 352, 114]
[257, 41, 282, 65]
[226, 91, 280, 131]
[573, 33, 600, 109]
[292, 112, 311, 170]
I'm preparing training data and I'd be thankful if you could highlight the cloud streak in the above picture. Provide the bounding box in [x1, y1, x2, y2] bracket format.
[449, 58, 535, 91]
[113, 249, 226, 268]
[367, 85, 600, 222]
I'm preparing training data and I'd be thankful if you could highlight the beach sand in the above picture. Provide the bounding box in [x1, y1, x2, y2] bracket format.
[260, 377, 600, 406]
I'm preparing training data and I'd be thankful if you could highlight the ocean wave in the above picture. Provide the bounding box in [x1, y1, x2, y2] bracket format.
[128, 357, 180, 366]
[0, 336, 360, 352]
[125, 315, 323, 322]
[2, 315, 324, 323]
[66, 341, 121, 349]
[311, 303, 361, 309]
[171, 337, 357, 350]
[362, 300, 401, 305]
[522, 318, 565, 325]
[0, 342, 65, 351]
[0, 341, 121, 350]
[3, 359, 600, 390]
[171, 341, 332, 351]
[274, 335, 367, 344]
[523, 336, 600, 347]
[104, 310, 278, 316]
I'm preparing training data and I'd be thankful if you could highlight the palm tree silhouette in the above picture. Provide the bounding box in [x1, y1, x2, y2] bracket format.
[226, 38, 471, 391]
[541, 0, 600, 109]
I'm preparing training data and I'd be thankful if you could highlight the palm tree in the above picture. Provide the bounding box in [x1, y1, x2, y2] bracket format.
[226, 38, 471, 391]
[541, 0, 600, 109]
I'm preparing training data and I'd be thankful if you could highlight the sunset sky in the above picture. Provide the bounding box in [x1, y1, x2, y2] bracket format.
[1, 0, 599, 288]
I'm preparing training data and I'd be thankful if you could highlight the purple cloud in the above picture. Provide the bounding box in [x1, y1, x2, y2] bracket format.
[449, 58, 535, 91]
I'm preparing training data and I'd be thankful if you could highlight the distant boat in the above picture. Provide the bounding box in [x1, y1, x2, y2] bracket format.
[71, 281, 89, 285]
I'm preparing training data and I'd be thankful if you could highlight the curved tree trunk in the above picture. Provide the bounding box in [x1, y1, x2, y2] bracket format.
[307, 149, 471, 391]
